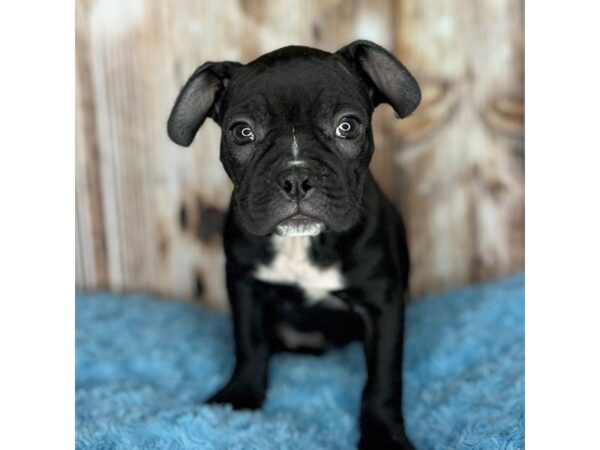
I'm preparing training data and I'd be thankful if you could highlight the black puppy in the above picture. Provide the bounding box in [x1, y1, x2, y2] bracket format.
[168, 40, 420, 450]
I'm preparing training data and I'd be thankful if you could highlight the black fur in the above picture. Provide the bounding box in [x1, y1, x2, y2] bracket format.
[168, 40, 421, 450]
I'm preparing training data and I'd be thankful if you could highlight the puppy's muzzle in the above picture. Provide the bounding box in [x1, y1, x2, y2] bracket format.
[277, 168, 316, 202]
[274, 167, 326, 236]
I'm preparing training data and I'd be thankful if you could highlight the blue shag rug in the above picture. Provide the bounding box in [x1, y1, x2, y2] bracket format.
[76, 274, 524, 450]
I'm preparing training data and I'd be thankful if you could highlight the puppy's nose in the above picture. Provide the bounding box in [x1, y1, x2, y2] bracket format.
[277, 169, 314, 201]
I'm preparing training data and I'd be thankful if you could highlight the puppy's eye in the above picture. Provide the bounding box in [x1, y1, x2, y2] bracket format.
[335, 117, 361, 139]
[230, 123, 255, 145]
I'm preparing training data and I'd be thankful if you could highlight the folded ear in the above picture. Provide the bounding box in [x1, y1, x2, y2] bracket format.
[167, 61, 241, 146]
[336, 40, 421, 118]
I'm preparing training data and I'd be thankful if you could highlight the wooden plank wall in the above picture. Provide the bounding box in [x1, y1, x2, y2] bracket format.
[76, 0, 524, 306]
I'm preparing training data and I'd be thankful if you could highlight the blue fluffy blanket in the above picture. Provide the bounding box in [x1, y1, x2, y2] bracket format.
[76, 274, 524, 450]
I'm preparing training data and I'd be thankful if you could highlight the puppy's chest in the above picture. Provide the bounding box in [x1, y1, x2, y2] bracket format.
[254, 236, 345, 303]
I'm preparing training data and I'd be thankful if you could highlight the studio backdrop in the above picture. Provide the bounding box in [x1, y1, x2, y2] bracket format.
[76, 0, 524, 308]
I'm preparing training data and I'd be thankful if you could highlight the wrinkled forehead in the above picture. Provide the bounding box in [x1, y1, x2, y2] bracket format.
[223, 57, 372, 124]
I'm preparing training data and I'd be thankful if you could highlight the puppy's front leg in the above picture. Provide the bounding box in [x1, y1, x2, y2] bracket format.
[207, 271, 271, 410]
[358, 286, 414, 450]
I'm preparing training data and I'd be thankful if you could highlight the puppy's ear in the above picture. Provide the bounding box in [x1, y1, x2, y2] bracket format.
[168, 61, 241, 146]
[337, 40, 421, 118]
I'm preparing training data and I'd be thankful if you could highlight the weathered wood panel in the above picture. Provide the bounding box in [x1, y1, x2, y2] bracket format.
[75, 0, 524, 306]
[393, 0, 524, 297]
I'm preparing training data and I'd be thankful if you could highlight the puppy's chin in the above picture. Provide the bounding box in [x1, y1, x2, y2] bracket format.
[275, 215, 325, 237]
[233, 201, 360, 237]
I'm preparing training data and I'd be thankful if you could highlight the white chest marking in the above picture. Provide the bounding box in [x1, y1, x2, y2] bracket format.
[254, 235, 345, 303]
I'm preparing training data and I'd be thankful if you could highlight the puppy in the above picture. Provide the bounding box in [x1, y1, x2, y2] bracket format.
[168, 40, 420, 450]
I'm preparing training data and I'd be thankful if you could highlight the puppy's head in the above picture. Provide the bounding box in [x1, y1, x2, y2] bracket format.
[168, 40, 420, 236]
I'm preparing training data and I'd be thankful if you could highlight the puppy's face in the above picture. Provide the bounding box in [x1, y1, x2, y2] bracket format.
[219, 50, 374, 236]
[168, 41, 420, 236]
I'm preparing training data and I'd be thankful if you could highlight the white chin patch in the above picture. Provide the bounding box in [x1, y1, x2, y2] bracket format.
[275, 216, 325, 236]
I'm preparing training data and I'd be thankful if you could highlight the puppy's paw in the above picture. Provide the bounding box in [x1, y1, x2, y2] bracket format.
[358, 432, 415, 450]
[206, 378, 266, 410]
[359, 413, 415, 450]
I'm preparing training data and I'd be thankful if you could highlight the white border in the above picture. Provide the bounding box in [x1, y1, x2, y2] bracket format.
[526, 1, 600, 448]
[0, 1, 74, 448]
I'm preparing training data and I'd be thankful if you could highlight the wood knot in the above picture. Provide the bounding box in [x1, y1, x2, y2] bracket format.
[196, 204, 225, 243]
[483, 97, 524, 140]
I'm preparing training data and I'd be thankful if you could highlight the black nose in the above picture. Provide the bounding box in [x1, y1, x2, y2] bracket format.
[277, 169, 315, 201]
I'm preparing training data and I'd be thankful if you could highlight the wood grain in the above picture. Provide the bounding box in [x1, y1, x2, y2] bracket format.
[393, 0, 524, 297]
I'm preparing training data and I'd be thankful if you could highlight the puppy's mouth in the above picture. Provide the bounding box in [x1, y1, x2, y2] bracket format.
[275, 214, 325, 237]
